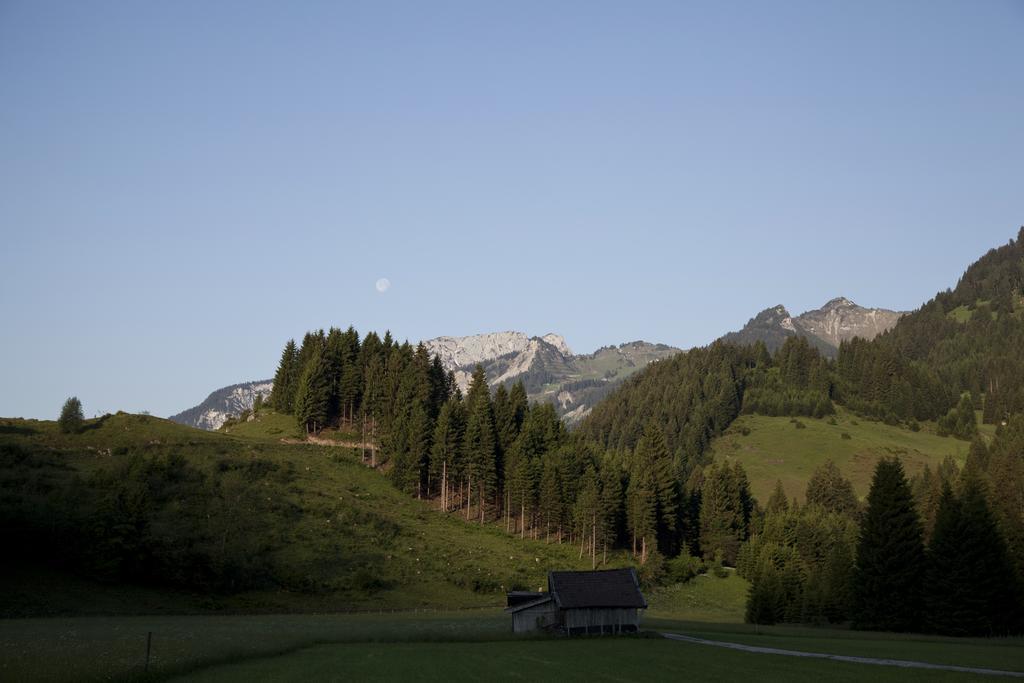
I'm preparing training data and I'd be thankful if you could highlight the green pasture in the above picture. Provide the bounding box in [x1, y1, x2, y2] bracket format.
[709, 409, 973, 502]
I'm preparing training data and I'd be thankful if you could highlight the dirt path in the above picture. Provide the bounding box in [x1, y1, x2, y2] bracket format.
[280, 435, 377, 450]
[660, 632, 1024, 678]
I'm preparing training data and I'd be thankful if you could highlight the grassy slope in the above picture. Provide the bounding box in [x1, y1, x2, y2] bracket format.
[708, 409, 975, 503]
[646, 572, 748, 623]
[0, 413, 598, 615]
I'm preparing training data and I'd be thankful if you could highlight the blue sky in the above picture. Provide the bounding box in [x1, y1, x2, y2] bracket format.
[1, 1, 1022, 419]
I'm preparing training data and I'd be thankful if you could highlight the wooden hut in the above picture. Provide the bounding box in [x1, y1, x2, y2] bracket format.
[505, 568, 647, 634]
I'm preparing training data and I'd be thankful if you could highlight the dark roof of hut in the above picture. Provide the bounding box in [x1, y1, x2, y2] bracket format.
[547, 568, 647, 609]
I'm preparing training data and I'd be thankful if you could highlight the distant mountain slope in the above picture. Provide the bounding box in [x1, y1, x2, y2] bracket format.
[721, 297, 903, 357]
[423, 332, 681, 422]
[169, 380, 273, 430]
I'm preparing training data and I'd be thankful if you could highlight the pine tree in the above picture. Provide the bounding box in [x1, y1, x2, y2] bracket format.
[429, 399, 464, 507]
[925, 478, 1022, 635]
[539, 455, 564, 540]
[462, 385, 497, 523]
[270, 340, 300, 413]
[699, 461, 752, 564]
[766, 479, 789, 514]
[574, 466, 601, 567]
[853, 457, 925, 632]
[626, 465, 657, 563]
[58, 396, 84, 434]
[599, 464, 623, 562]
[293, 348, 330, 434]
[805, 461, 859, 517]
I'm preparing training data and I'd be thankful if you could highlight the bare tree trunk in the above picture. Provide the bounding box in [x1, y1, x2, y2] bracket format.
[591, 513, 597, 569]
[521, 499, 526, 540]
[466, 475, 472, 521]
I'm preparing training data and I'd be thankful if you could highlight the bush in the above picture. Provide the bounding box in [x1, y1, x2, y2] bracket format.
[793, 420, 806, 430]
[841, 432, 852, 440]
[666, 553, 705, 584]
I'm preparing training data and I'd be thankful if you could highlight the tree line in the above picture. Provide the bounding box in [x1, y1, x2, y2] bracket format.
[741, 444, 1024, 636]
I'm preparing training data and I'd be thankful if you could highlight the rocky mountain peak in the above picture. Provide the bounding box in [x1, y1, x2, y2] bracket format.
[540, 333, 573, 356]
[721, 297, 905, 357]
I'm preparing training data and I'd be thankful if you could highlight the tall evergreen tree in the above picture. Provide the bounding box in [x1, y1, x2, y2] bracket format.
[626, 465, 657, 563]
[699, 461, 752, 564]
[925, 478, 1022, 635]
[270, 339, 300, 413]
[429, 398, 464, 506]
[805, 461, 859, 517]
[766, 479, 789, 514]
[599, 464, 623, 562]
[293, 348, 330, 434]
[853, 457, 925, 632]
[462, 383, 497, 522]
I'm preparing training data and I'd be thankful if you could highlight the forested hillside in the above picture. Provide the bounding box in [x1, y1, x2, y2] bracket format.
[578, 228, 1024, 635]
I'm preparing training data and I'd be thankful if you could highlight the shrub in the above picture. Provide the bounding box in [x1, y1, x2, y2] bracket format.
[793, 420, 806, 430]
[666, 553, 705, 584]
[841, 432, 852, 440]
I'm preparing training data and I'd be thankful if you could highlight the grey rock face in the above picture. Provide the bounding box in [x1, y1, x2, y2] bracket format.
[169, 380, 273, 430]
[721, 297, 904, 357]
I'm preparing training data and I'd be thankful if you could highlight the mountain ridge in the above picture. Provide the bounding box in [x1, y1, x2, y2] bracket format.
[720, 297, 904, 357]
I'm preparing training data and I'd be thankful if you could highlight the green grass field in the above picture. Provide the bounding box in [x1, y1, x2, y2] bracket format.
[172, 638, 994, 682]
[708, 409, 974, 502]
[3, 608, 1020, 682]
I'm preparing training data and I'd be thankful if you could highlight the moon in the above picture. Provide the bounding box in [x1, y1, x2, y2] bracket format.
[375, 278, 391, 293]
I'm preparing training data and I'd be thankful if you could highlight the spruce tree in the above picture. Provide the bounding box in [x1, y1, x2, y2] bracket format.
[293, 349, 330, 434]
[926, 478, 1022, 635]
[429, 399, 464, 505]
[805, 461, 859, 517]
[599, 464, 623, 561]
[270, 339, 300, 413]
[462, 387, 497, 522]
[626, 465, 657, 563]
[699, 461, 752, 564]
[539, 456, 564, 539]
[853, 457, 925, 632]
[766, 479, 789, 514]
[58, 396, 84, 434]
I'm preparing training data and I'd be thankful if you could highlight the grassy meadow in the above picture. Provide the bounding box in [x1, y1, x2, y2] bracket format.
[3, 606, 1022, 682]
[708, 408, 978, 502]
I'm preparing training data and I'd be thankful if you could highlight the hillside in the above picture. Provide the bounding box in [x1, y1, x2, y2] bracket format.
[0, 413, 601, 616]
[582, 229, 1024, 461]
[707, 408, 981, 503]
[720, 297, 903, 358]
